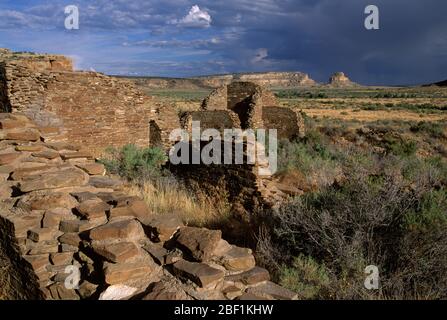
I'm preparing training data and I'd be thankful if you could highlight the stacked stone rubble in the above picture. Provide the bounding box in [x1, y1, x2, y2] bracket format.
[0, 113, 297, 300]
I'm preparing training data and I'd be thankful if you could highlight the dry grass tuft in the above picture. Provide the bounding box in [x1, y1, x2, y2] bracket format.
[124, 177, 231, 227]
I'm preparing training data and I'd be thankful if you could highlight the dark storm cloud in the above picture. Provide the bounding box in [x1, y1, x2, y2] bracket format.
[0, 0, 446, 84]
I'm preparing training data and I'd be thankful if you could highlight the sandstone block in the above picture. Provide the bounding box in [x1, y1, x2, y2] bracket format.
[50, 252, 74, 265]
[59, 219, 93, 233]
[23, 254, 49, 271]
[92, 242, 140, 263]
[19, 167, 89, 192]
[48, 283, 80, 300]
[225, 267, 270, 286]
[109, 200, 151, 222]
[142, 242, 168, 265]
[77, 281, 99, 299]
[172, 259, 224, 288]
[15, 145, 44, 152]
[28, 240, 59, 255]
[76, 198, 110, 220]
[76, 163, 105, 175]
[88, 176, 124, 189]
[220, 246, 256, 271]
[28, 227, 58, 242]
[32, 149, 60, 160]
[103, 260, 154, 285]
[19, 192, 78, 210]
[58, 233, 81, 247]
[89, 219, 145, 242]
[174, 227, 222, 262]
[9, 213, 43, 238]
[60, 151, 93, 160]
[0, 152, 22, 165]
[142, 282, 190, 300]
[2, 128, 41, 141]
[42, 209, 76, 228]
[144, 214, 183, 242]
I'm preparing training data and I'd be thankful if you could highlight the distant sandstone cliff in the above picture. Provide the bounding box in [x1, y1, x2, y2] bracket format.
[327, 72, 359, 88]
[125, 71, 317, 90]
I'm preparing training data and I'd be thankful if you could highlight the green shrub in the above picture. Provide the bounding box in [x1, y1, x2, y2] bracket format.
[280, 255, 331, 299]
[410, 121, 446, 139]
[100, 144, 168, 180]
[382, 134, 418, 157]
[404, 189, 447, 232]
[257, 168, 447, 299]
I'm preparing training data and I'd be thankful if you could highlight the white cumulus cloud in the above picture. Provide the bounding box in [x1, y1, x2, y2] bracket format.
[170, 5, 212, 28]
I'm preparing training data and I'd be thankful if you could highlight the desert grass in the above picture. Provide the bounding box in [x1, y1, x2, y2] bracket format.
[123, 177, 231, 228]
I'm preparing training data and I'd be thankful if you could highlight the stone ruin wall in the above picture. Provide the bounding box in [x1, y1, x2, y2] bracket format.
[262, 106, 305, 140]
[0, 114, 297, 300]
[0, 51, 156, 156]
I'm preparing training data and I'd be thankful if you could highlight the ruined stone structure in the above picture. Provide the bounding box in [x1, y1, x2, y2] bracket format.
[0, 50, 305, 300]
[155, 82, 306, 219]
[0, 50, 157, 156]
[200, 82, 305, 138]
[0, 113, 297, 300]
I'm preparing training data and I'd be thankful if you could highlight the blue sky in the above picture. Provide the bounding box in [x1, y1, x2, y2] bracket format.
[0, 0, 446, 85]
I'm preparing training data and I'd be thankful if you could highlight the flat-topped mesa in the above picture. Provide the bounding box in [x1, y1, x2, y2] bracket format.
[195, 71, 317, 88]
[130, 72, 317, 90]
[0, 49, 157, 156]
[235, 72, 316, 87]
[327, 72, 359, 87]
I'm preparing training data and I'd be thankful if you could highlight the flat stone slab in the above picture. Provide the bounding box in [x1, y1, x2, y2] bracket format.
[93, 242, 140, 263]
[88, 176, 124, 189]
[76, 198, 111, 220]
[50, 252, 74, 266]
[144, 214, 183, 242]
[76, 163, 105, 175]
[59, 220, 90, 233]
[27, 227, 59, 242]
[174, 227, 222, 262]
[173, 259, 224, 288]
[31, 149, 60, 160]
[19, 191, 78, 210]
[103, 260, 155, 285]
[109, 199, 151, 222]
[58, 233, 81, 247]
[142, 242, 168, 265]
[0, 152, 22, 165]
[19, 167, 89, 192]
[89, 219, 145, 241]
[23, 254, 49, 271]
[60, 151, 93, 160]
[219, 246, 256, 272]
[1, 128, 41, 141]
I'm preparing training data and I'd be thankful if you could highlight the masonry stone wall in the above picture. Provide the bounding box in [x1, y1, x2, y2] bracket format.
[0, 114, 297, 300]
[180, 110, 241, 137]
[0, 51, 156, 156]
[262, 106, 305, 140]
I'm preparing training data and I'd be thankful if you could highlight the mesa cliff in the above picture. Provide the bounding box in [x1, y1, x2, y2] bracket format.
[127, 71, 317, 90]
